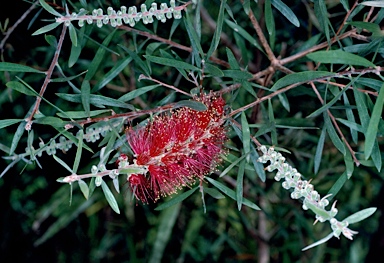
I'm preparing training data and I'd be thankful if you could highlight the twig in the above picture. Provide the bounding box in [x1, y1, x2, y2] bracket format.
[0, 1, 38, 58]
[25, 25, 68, 130]
[139, 74, 192, 97]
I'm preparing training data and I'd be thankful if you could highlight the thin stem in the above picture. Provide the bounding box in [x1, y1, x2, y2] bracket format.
[139, 74, 192, 97]
[0, 1, 38, 59]
[25, 24, 68, 130]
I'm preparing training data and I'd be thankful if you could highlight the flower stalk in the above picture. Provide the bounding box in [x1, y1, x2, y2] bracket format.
[55, 0, 189, 28]
[258, 145, 358, 240]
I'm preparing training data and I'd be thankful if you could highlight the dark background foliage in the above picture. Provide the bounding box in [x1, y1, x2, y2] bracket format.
[1, 0, 384, 262]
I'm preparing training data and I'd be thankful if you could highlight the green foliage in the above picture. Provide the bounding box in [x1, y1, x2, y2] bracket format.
[1, 0, 383, 262]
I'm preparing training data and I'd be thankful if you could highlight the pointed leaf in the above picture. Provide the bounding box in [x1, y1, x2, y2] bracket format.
[81, 80, 90, 117]
[271, 71, 334, 91]
[101, 180, 120, 214]
[236, 159, 245, 211]
[314, 126, 326, 174]
[206, 0, 226, 59]
[39, 0, 63, 17]
[68, 23, 77, 47]
[206, 177, 260, 210]
[307, 50, 376, 67]
[364, 83, 384, 159]
[78, 179, 89, 200]
[155, 186, 199, 211]
[324, 112, 346, 155]
[343, 207, 377, 224]
[32, 22, 61, 35]
[0, 62, 44, 73]
[271, 0, 300, 27]
[144, 55, 200, 72]
[0, 119, 23, 129]
[302, 232, 334, 251]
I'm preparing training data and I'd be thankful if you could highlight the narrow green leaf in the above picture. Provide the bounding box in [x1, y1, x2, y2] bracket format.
[183, 12, 204, 65]
[314, 0, 331, 44]
[174, 100, 207, 111]
[223, 69, 253, 80]
[364, 83, 384, 159]
[0, 119, 23, 129]
[271, 71, 334, 91]
[307, 86, 348, 118]
[278, 93, 290, 112]
[251, 146, 266, 182]
[10, 121, 26, 155]
[34, 116, 65, 128]
[45, 35, 57, 47]
[306, 50, 376, 67]
[149, 202, 181, 263]
[353, 87, 370, 129]
[206, 177, 260, 210]
[314, 126, 326, 174]
[144, 55, 200, 72]
[371, 140, 382, 172]
[305, 199, 332, 220]
[324, 112, 346, 155]
[268, 99, 277, 145]
[84, 31, 116, 81]
[72, 130, 83, 174]
[241, 81, 257, 98]
[336, 118, 364, 133]
[225, 19, 264, 53]
[50, 70, 87, 83]
[56, 93, 135, 110]
[302, 232, 334, 251]
[33, 195, 95, 247]
[7, 79, 40, 97]
[32, 22, 61, 35]
[344, 142, 354, 178]
[236, 159, 245, 211]
[347, 21, 381, 34]
[265, 0, 275, 36]
[206, 0, 226, 59]
[155, 187, 199, 211]
[271, 0, 300, 27]
[68, 23, 77, 47]
[101, 180, 120, 214]
[0, 62, 44, 73]
[81, 80, 90, 117]
[220, 153, 249, 177]
[68, 26, 87, 67]
[121, 46, 151, 76]
[327, 171, 348, 201]
[343, 93, 358, 144]
[204, 63, 224, 77]
[360, 1, 384, 7]
[118, 85, 160, 102]
[203, 187, 225, 199]
[39, 0, 63, 17]
[226, 47, 240, 69]
[78, 179, 89, 200]
[56, 110, 111, 119]
[343, 207, 377, 224]
[53, 154, 74, 174]
[93, 56, 133, 91]
[241, 112, 251, 162]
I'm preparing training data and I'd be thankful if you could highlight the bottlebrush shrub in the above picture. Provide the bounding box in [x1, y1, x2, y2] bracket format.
[0, 0, 383, 261]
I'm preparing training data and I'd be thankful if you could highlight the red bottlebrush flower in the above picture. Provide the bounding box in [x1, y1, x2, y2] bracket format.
[125, 93, 227, 203]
